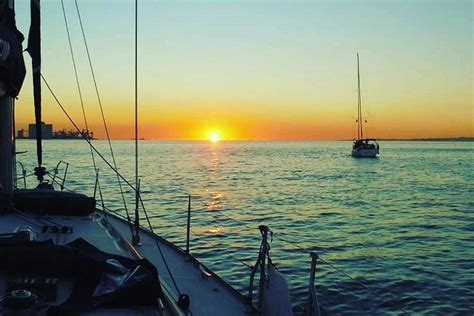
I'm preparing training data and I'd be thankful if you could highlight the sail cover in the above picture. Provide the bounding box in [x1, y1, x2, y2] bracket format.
[0, 237, 163, 313]
[0, 2, 26, 97]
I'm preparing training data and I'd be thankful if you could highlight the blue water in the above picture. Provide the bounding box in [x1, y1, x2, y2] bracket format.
[15, 140, 474, 314]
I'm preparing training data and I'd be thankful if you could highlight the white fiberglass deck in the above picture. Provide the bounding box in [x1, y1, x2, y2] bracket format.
[0, 209, 255, 316]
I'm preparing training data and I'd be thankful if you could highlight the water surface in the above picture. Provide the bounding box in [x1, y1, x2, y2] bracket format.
[16, 140, 474, 314]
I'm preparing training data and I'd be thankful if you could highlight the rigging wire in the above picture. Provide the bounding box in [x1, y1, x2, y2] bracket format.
[27, 78, 183, 295]
[59, 0, 131, 238]
[43, 7, 403, 313]
[39, 77, 407, 312]
[100, 195, 253, 270]
[61, 0, 108, 209]
[270, 226, 407, 313]
[60, 0, 98, 180]
[134, 0, 182, 293]
[42, 0, 242, 304]
[136, 191, 182, 296]
[199, 206, 410, 314]
[41, 71, 138, 242]
[73, 0, 132, 226]
[42, 3, 184, 298]
[40, 73, 134, 191]
[137, 206, 252, 269]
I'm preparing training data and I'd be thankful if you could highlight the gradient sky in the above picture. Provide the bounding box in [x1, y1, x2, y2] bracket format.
[13, 0, 473, 140]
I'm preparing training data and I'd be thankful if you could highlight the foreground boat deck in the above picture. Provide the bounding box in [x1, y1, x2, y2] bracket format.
[0, 209, 255, 315]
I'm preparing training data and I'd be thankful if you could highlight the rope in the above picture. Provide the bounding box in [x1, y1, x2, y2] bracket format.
[73, 0, 132, 226]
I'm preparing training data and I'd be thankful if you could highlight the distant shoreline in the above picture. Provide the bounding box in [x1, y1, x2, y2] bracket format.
[373, 137, 474, 142]
[341, 137, 474, 142]
[16, 137, 474, 142]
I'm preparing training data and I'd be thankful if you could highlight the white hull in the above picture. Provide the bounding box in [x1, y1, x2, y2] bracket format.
[351, 148, 378, 158]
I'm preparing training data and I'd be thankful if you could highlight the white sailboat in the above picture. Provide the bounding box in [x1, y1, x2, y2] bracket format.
[0, 1, 319, 315]
[351, 53, 379, 158]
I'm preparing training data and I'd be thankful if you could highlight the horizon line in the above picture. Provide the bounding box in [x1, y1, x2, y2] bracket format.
[19, 136, 474, 142]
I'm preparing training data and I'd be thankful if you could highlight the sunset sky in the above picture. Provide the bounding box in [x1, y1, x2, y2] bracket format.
[13, 0, 473, 140]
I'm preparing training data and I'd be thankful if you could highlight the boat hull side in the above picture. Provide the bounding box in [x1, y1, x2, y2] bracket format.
[351, 148, 378, 158]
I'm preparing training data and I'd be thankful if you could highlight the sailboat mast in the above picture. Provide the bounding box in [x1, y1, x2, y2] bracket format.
[27, 0, 45, 183]
[0, 0, 15, 195]
[133, 0, 140, 244]
[134, 0, 138, 201]
[357, 53, 363, 140]
[0, 93, 13, 195]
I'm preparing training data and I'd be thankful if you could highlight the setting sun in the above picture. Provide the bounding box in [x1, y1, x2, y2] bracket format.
[209, 132, 220, 143]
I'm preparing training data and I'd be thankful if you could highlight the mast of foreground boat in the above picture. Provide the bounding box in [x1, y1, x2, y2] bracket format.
[132, 0, 140, 245]
[357, 53, 363, 140]
[0, 83, 14, 196]
[0, 0, 15, 195]
[27, 0, 46, 185]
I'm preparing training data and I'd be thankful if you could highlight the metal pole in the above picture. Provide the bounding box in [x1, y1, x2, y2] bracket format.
[93, 170, 99, 199]
[307, 252, 321, 316]
[186, 194, 191, 254]
[0, 0, 15, 197]
[134, 0, 139, 227]
[0, 95, 13, 196]
[257, 225, 268, 312]
[12, 99, 16, 189]
[132, 178, 141, 245]
[357, 53, 363, 140]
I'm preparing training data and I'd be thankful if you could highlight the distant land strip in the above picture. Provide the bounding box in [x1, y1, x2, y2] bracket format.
[344, 137, 474, 142]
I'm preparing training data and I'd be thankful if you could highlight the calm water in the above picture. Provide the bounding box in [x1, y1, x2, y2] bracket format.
[15, 140, 474, 314]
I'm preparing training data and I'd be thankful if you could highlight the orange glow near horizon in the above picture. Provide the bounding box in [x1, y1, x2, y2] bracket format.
[14, 108, 474, 140]
[11, 1, 472, 141]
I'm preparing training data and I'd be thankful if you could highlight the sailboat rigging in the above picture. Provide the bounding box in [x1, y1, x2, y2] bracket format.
[351, 53, 379, 158]
[0, 1, 315, 315]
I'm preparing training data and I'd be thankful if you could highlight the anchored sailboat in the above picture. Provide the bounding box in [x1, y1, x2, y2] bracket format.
[351, 53, 379, 158]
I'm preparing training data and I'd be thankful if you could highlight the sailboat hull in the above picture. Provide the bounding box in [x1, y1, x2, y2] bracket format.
[351, 148, 378, 158]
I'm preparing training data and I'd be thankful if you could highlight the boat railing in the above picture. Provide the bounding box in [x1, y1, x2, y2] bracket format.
[247, 225, 271, 312]
[14, 161, 28, 189]
[14, 159, 72, 192]
[51, 160, 69, 191]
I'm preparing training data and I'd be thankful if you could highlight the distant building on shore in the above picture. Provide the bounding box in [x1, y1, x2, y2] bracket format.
[28, 122, 53, 139]
[17, 128, 26, 139]
[17, 122, 94, 140]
